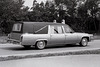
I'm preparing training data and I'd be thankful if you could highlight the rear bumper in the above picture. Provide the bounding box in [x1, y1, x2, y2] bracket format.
[7, 39, 21, 44]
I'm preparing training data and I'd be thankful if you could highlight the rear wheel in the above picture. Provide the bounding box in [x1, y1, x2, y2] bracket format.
[80, 38, 88, 47]
[35, 41, 46, 50]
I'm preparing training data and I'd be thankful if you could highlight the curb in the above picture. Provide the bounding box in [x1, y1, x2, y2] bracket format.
[0, 48, 100, 61]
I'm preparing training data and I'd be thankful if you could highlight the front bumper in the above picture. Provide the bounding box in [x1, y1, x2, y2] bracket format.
[89, 36, 94, 41]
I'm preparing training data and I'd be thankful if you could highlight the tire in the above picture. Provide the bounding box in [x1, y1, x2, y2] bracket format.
[23, 45, 31, 48]
[35, 41, 46, 50]
[80, 38, 88, 47]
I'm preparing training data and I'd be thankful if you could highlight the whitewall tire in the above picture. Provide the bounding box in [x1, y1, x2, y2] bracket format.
[35, 41, 46, 50]
[80, 38, 88, 47]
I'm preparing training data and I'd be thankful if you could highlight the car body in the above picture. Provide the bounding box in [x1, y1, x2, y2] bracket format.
[7, 22, 94, 49]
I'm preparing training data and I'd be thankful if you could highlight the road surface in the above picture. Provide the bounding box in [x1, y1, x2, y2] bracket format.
[0, 40, 100, 55]
[0, 55, 100, 67]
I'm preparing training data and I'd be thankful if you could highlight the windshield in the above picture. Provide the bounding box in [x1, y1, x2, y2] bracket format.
[64, 25, 74, 33]
[12, 23, 22, 32]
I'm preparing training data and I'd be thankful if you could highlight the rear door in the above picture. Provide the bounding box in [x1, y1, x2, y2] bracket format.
[10, 23, 23, 40]
[50, 25, 65, 45]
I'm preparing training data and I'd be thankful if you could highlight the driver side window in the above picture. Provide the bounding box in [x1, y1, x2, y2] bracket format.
[64, 25, 74, 33]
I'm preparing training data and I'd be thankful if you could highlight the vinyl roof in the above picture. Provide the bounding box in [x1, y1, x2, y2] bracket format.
[22, 22, 65, 25]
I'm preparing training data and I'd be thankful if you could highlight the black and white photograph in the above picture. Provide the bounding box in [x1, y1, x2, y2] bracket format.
[0, 0, 100, 67]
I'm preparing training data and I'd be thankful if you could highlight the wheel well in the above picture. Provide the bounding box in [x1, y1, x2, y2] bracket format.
[43, 40, 47, 45]
[82, 37, 89, 42]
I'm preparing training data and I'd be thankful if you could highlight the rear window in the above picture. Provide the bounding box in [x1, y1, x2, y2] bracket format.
[12, 23, 22, 32]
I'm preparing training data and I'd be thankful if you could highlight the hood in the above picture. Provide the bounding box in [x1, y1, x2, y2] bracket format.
[74, 32, 93, 36]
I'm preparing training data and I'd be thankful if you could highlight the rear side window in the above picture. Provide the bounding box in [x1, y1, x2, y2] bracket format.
[35, 26, 48, 34]
[51, 26, 63, 34]
[12, 23, 22, 32]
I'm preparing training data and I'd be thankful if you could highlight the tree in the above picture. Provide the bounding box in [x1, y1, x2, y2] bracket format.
[76, 0, 99, 33]
[30, 1, 44, 22]
[55, 0, 77, 17]
[0, 0, 28, 34]
[54, 0, 100, 33]
[29, 0, 56, 22]
[44, 1, 56, 22]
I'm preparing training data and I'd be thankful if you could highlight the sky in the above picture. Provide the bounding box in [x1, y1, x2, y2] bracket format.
[24, 0, 47, 8]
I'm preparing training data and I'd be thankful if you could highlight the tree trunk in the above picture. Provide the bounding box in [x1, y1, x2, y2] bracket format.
[98, 22, 100, 34]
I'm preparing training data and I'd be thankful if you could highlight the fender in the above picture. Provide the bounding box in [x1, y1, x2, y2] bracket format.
[36, 39, 48, 42]
[21, 34, 49, 46]
[81, 36, 89, 41]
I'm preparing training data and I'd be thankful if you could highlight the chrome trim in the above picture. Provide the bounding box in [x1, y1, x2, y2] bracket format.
[7, 39, 20, 44]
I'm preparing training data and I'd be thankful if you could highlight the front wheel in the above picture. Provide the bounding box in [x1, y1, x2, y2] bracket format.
[35, 41, 46, 50]
[80, 38, 88, 47]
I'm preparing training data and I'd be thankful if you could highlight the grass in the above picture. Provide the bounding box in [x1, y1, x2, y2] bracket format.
[0, 36, 7, 44]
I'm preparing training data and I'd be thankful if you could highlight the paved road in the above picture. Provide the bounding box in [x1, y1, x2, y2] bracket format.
[0, 55, 100, 67]
[0, 40, 100, 56]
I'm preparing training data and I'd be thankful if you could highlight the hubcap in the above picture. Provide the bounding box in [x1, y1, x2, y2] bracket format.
[37, 41, 45, 49]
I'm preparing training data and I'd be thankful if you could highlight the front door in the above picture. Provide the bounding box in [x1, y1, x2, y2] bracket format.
[50, 25, 65, 45]
[64, 25, 79, 44]
[65, 33, 78, 44]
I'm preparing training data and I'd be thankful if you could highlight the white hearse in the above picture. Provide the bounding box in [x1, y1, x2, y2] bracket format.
[7, 22, 94, 49]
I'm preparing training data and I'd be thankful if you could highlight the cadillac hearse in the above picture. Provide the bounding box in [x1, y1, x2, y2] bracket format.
[7, 22, 94, 49]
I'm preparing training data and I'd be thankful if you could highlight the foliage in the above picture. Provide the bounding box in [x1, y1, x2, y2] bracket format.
[29, 0, 56, 22]
[0, 0, 29, 34]
[55, 0, 100, 33]
[0, 0, 100, 34]
[76, 0, 100, 33]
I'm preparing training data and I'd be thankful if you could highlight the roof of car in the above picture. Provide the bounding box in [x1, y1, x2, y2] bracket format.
[16, 21, 66, 25]
[14, 21, 69, 33]
[23, 22, 65, 25]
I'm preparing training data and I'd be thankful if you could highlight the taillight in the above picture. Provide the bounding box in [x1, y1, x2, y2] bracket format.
[8, 34, 10, 39]
[20, 36, 23, 42]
